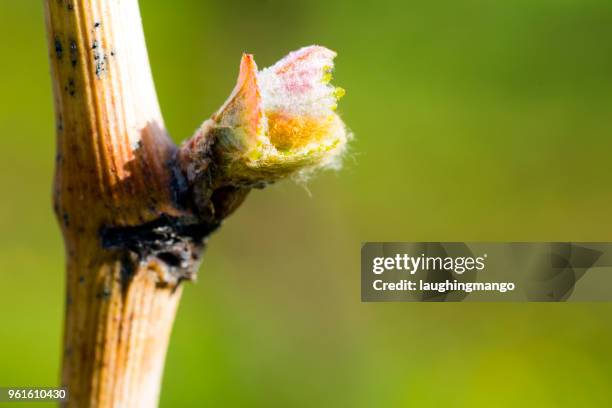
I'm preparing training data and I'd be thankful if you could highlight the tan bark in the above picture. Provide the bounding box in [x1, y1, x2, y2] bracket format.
[45, 0, 189, 406]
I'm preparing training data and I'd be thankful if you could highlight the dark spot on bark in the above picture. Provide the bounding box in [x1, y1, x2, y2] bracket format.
[54, 37, 63, 59]
[169, 153, 190, 209]
[94, 22, 101, 28]
[79, 276, 85, 284]
[67, 2, 74, 11]
[57, 115, 64, 131]
[93, 46, 107, 78]
[92, 40, 98, 50]
[66, 293, 72, 306]
[119, 253, 137, 294]
[157, 252, 182, 267]
[96, 285, 111, 300]
[66, 78, 76, 96]
[69, 40, 78, 67]
[63, 212, 70, 227]
[101, 214, 217, 286]
[56, 153, 63, 164]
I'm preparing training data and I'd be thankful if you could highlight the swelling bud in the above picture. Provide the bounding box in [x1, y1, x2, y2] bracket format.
[180, 46, 351, 190]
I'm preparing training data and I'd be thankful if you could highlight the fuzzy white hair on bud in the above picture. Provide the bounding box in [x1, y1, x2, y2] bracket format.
[202, 45, 351, 186]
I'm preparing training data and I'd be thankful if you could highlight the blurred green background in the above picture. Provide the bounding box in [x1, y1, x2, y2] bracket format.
[2, 0, 612, 406]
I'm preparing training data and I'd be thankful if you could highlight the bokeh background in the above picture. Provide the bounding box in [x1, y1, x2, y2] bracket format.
[2, 0, 612, 406]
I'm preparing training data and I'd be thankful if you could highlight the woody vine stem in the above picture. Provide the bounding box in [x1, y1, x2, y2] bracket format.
[44, 0, 350, 407]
